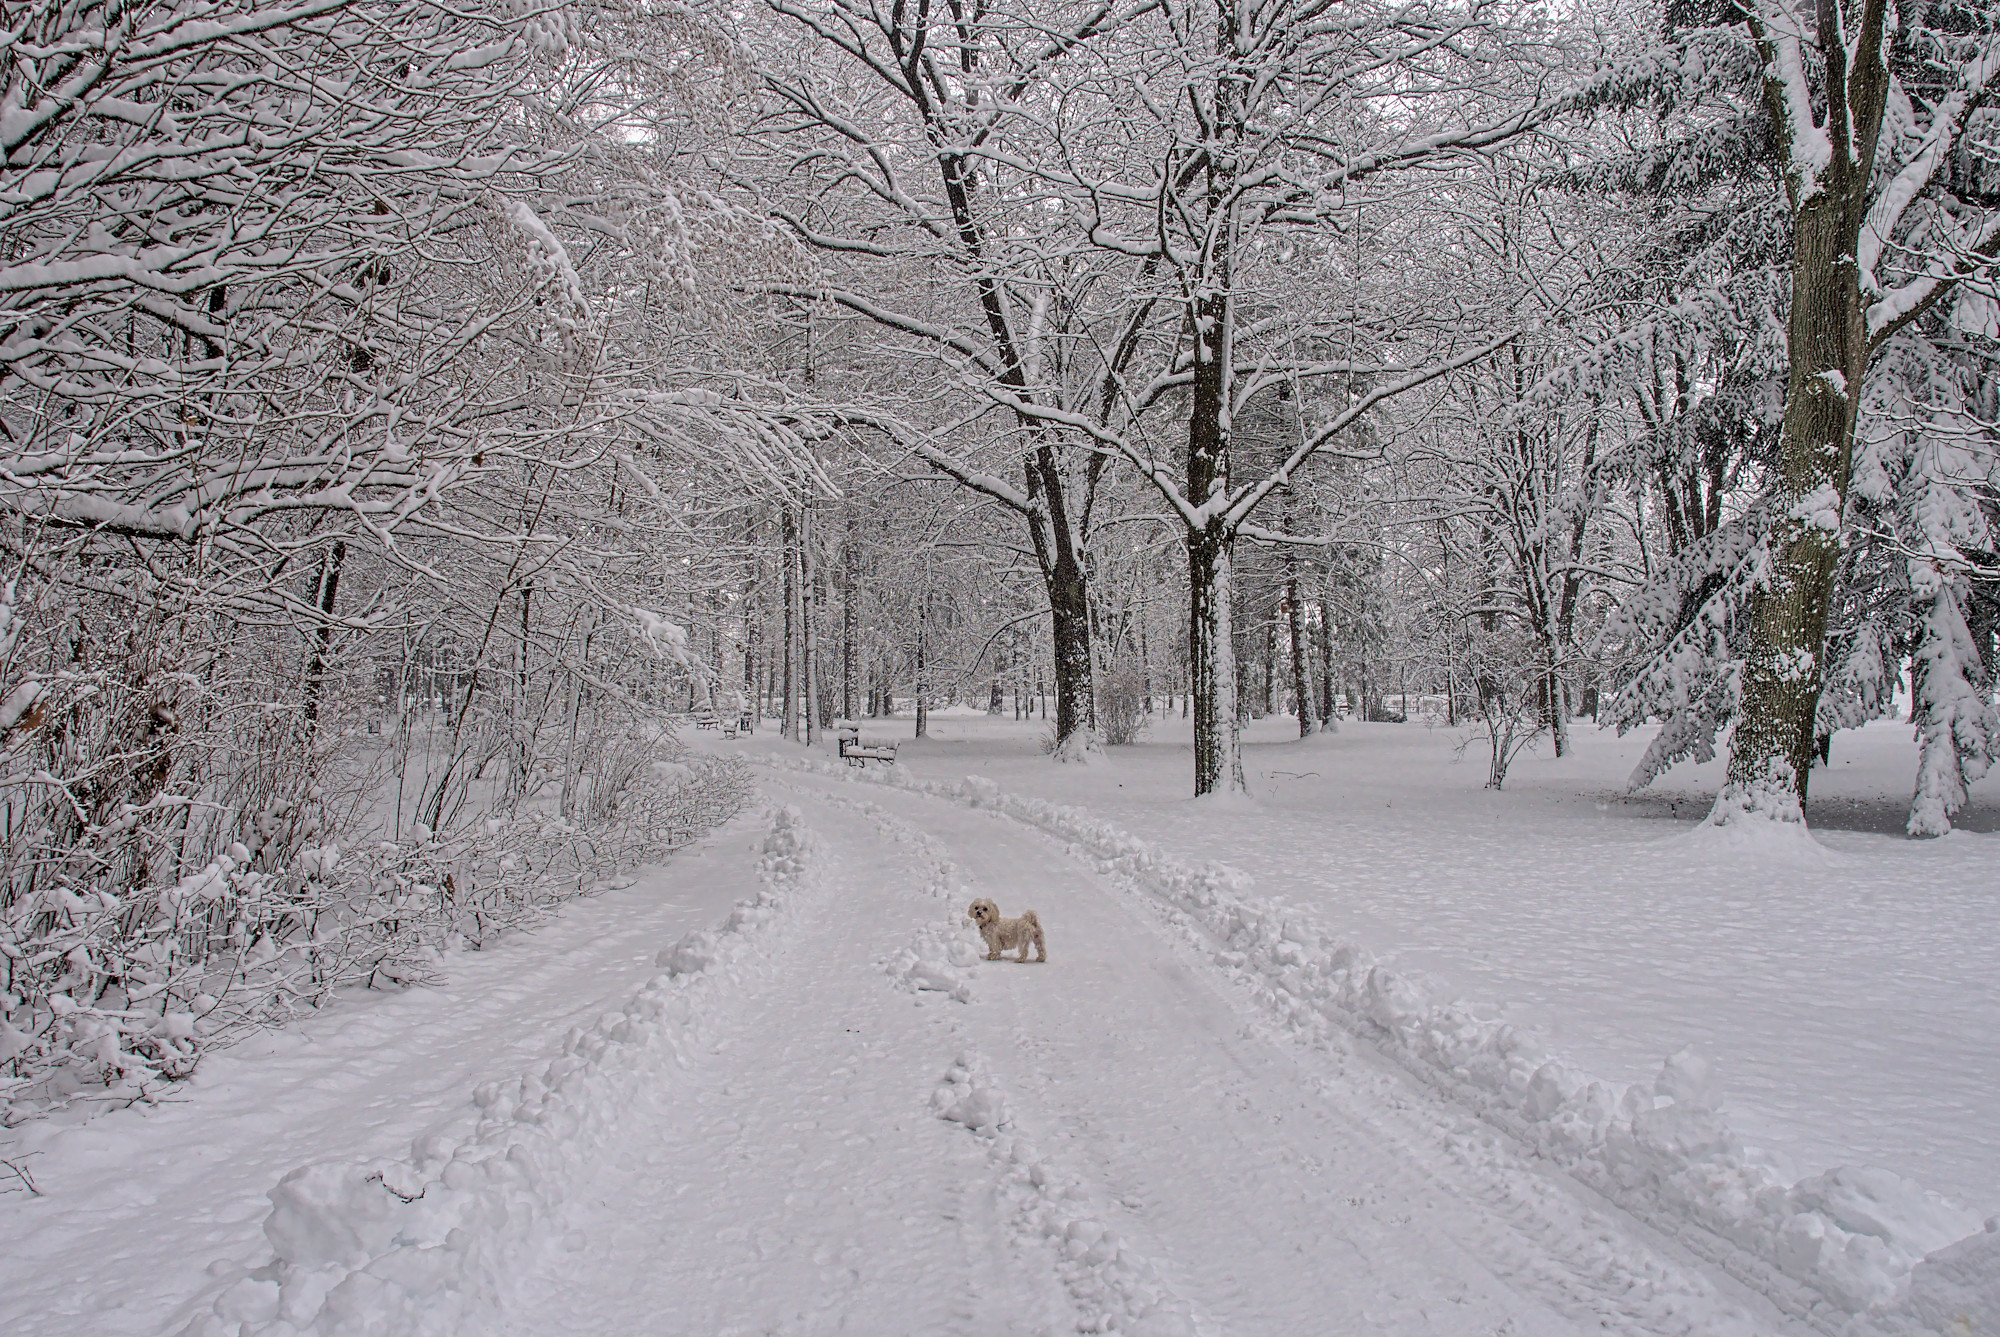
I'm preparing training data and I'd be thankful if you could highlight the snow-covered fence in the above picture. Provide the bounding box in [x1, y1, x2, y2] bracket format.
[762, 753, 1998, 1332]
[173, 804, 824, 1337]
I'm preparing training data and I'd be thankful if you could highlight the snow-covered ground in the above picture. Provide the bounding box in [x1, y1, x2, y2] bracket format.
[0, 811, 772, 1335]
[868, 713, 2000, 1219]
[3, 720, 1993, 1336]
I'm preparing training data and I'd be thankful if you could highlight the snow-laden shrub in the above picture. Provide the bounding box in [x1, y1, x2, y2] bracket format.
[0, 596, 751, 1124]
[1097, 666, 1150, 746]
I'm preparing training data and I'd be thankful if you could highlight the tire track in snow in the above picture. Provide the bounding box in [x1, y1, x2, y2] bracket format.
[803, 785, 1212, 1335]
[495, 791, 1080, 1337]
[791, 772, 1811, 1337]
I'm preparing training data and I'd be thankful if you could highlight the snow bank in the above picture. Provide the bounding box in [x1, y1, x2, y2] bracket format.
[932, 1052, 1195, 1337]
[173, 806, 826, 1337]
[767, 754, 1993, 1332]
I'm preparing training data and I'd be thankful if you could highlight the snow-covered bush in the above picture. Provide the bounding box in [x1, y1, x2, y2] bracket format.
[1454, 626, 1553, 789]
[1097, 666, 1150, 747]
[0, 568, 751, 1122]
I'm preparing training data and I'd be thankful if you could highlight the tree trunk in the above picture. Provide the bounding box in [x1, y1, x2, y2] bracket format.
[301, 540, 347, 732]
[1189, 527, 1245, 795]
[1287, 573, 1317, 737]
[1317, 596, 1336, 723]
[780, 505, 797, 741]
[1048, 554, 1096, 756]
[915, 588, 929, 739]
[800, 506, 819, 746]
[842, 509, 857, 720]
[1718, 197, 1864, 821]
[1139, 606, 1153, 715]
[1261, 611, 1276, 716]
[1545, 657, 1570, 757]
[742, 556, 758, 730]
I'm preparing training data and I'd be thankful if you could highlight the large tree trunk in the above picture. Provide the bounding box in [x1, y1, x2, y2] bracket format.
[1047, 550, 1096, 758]
[1183, 149, 1244, 795]
[1287, 577, 1317, 737]
[1718, 197, 1864, 822]
[1188, 526, 1245, 795]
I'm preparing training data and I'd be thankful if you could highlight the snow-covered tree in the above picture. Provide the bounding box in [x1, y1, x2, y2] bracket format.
[1574, 0, 2000, 827]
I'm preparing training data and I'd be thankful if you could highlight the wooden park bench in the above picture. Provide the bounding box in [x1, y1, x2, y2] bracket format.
[836, 722, 898, 768]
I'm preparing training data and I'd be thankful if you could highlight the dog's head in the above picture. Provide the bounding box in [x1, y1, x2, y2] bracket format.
[967, 898, 999, 927]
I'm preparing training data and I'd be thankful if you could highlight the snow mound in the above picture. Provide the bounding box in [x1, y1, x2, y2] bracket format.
[174, 805, 827, 1337]
[932, 1053, 1195, 1337]
[766, 754, 1994, 1325]
[931, 1053, 1010, 1132]
[1049, 728, 1105, 765]
[1682, 811, 1845, 867]
[1856, 1219, 2000, 1337]
[883, 923, 978, 1003]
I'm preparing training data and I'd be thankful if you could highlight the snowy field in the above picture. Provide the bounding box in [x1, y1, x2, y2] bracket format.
[872, 711, 2000, 1217]
[2, 722, 1994, 1337]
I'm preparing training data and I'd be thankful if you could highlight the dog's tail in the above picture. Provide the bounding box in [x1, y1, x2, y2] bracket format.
[1021, 909, 1040, 928]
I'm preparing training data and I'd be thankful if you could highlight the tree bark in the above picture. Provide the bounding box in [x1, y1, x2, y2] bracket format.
[301, 539, 346, 732]
[1318, 595, 1336, 723]
[800, 504, 819, 745]
[915, 586, 929, 739]
[1048, 551, 1096, 755]
[1262, 604, 1277, 716]
[780, 505, 797, 741]
[1189, 528, 1245, 795]
[842, 509, 857, 720]
[1721, 196, 1863, 818]
[1287, 576, 1317, 737]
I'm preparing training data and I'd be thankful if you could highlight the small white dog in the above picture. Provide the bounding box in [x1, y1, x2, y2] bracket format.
[967, 898, 1046, 963]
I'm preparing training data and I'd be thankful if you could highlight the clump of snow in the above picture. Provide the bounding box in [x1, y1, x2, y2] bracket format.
[931, 1053, 1010, 1132]
[883, 923, 978, 1003]
[173, 804, 827, 1337]
[766, 753, 1993, 1321]
[1681, 813, 1844, 866]
[932, 1052, 1195, 1337]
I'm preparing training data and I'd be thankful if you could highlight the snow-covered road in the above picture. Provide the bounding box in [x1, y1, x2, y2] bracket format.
[502, 774, 1805, 1337]
[20, 769, 1981, 1336]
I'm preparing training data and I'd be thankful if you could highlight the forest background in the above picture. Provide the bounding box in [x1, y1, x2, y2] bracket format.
[1, 0, 1995, 1114]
